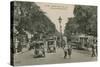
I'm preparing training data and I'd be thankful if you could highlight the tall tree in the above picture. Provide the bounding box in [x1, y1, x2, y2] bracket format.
[13, 1, 56, 37]
[64, 5, 97, 39]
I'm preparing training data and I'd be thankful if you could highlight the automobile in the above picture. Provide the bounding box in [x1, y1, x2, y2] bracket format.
[47, 39, 56, 53]
[33, 41, 45, 58]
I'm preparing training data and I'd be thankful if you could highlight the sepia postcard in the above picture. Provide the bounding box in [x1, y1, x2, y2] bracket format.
[10, 1, 97, 66]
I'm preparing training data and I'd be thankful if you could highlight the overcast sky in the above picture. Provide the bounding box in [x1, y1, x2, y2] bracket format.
[36, 2, 75, 33]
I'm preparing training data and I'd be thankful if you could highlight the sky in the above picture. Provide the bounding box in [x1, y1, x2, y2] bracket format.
[36, 2, 75, 34]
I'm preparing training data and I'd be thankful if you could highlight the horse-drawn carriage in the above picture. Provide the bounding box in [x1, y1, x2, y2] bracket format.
[47, 39, 56, 53]
[33, 41, 45, 58]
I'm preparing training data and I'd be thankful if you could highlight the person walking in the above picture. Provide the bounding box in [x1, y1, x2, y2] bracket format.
[63, 45, 68, 59]
[91, 44, 95, 57]
[67, 44, 72, 58]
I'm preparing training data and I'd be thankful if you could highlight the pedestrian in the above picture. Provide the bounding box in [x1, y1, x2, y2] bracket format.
[63, 45, 68, 59]
[17, 42, 22, 53]
[95, 40, 98, 56]
[67, 45, 72, 58]
[94, 42, 97, 56]
[96, 45, 97, 56]
[91, 44, 95, 57]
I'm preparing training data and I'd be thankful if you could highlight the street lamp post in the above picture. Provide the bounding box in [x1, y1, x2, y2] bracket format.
[58, 16, 62, 47]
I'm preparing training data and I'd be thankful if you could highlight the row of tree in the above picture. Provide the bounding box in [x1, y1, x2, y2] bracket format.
[64, 5, 97, 40]
[13, 1, 57, 40]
